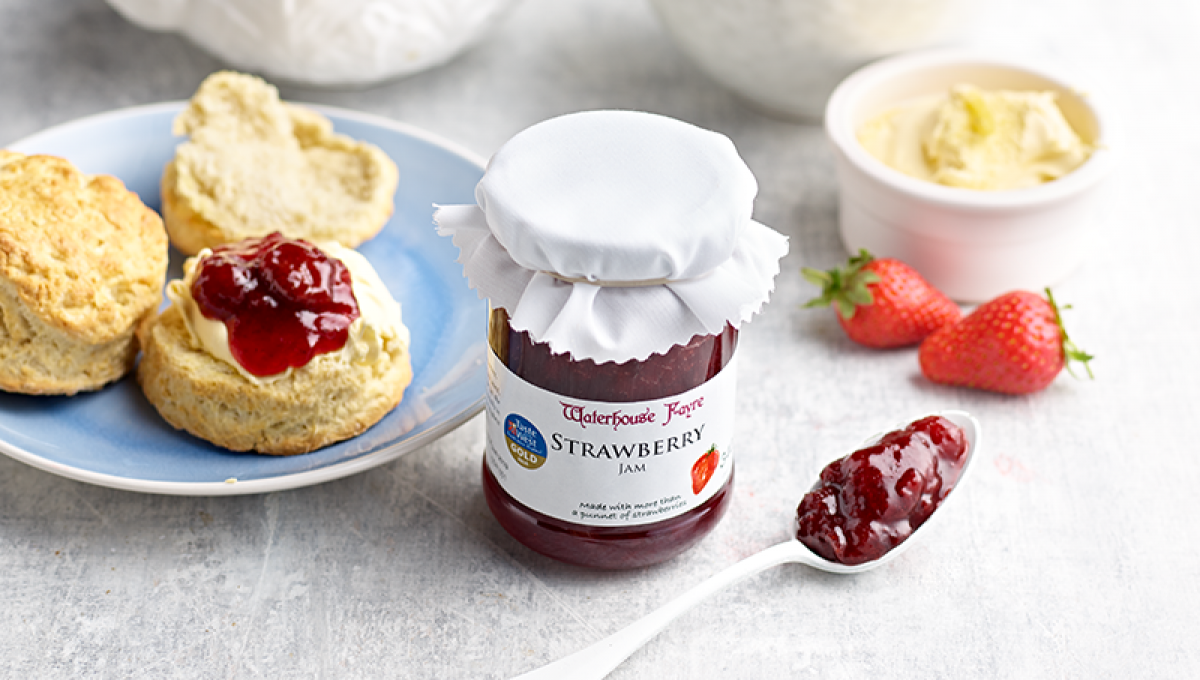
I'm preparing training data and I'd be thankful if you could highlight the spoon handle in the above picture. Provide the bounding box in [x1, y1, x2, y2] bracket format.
[510, 540, 810, 680]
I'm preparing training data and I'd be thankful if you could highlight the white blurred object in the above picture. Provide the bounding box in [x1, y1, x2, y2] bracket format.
[647, 0, 980, 122]
[107, 0, 517, 87]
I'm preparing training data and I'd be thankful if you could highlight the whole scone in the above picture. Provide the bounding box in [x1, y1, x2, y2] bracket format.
[0, 150, 168, 395]
[161, 71, 400, 255]
[136, 235, 413, 455]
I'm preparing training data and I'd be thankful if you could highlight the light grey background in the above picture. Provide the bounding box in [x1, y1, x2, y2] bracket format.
[1, 0, 1196, 678]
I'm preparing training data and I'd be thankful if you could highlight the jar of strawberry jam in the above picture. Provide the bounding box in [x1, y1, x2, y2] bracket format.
[437, 110, 788, 568]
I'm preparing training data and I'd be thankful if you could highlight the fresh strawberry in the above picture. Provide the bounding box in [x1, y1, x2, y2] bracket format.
[803, 249, 960, 348]
[918, 288, 1093, 395]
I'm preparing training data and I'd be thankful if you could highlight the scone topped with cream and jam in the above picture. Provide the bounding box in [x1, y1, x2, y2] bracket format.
[0, 150, 168, 395]
[161, 71, 399, 255]
[137, 232, 412, 455]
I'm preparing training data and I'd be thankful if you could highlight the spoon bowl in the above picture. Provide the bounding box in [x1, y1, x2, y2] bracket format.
[510, 410, 981, 680]
[803, 408, 981, 574]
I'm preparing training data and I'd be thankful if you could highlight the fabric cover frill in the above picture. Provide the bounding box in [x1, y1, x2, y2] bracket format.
[435, 204, 789, 364]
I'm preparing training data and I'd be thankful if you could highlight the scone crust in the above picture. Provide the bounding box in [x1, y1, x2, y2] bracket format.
[136, 305, 413, 455]
[161, 71, 399, 255]
[0, 151, 168, 394]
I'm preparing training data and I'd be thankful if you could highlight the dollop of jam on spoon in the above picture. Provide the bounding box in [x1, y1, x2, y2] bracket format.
[796, 415, 968, 565]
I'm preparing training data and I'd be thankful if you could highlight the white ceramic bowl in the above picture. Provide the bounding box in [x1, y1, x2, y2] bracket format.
[647, 0, 979, 122]
[107, 0, 518, 88]
[824, 49, 1117, 301]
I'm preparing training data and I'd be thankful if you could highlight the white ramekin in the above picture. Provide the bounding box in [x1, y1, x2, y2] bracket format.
[824, 49, 1117, 302]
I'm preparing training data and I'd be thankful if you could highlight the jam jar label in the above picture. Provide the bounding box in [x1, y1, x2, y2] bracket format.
[484, 348, 737, 527]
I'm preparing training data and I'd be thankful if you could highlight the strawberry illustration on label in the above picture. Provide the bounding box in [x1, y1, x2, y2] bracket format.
[691, 445, 720, 495]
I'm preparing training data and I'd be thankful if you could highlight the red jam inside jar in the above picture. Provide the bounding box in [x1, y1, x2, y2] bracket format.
[191, 232, 360, 377]
[795, 415, 968, 565]
[483, 308, 738, 569]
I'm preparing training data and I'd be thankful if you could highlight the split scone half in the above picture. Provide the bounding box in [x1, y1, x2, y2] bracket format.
[137, 233, 413, 455]
[0, 151, 168, 395]
[161, 71, 400, 256]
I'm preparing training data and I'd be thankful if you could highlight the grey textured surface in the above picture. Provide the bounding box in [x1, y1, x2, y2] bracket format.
[1, 0, 1197, 678]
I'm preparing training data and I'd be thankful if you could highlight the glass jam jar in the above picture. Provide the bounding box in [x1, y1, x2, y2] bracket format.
[435, 110, 788, 569]
[484, 307, 739, 569]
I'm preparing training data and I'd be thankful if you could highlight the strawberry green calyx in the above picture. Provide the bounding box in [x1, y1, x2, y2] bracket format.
[1045, 287, 1095, 379]
[802, 249, 881, 320]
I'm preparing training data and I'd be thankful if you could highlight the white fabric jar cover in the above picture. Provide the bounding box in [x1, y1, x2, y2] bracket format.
[435, 110, 789, 364]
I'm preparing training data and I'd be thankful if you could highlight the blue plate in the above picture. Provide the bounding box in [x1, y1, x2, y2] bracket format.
[2, 103, 487, 495]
